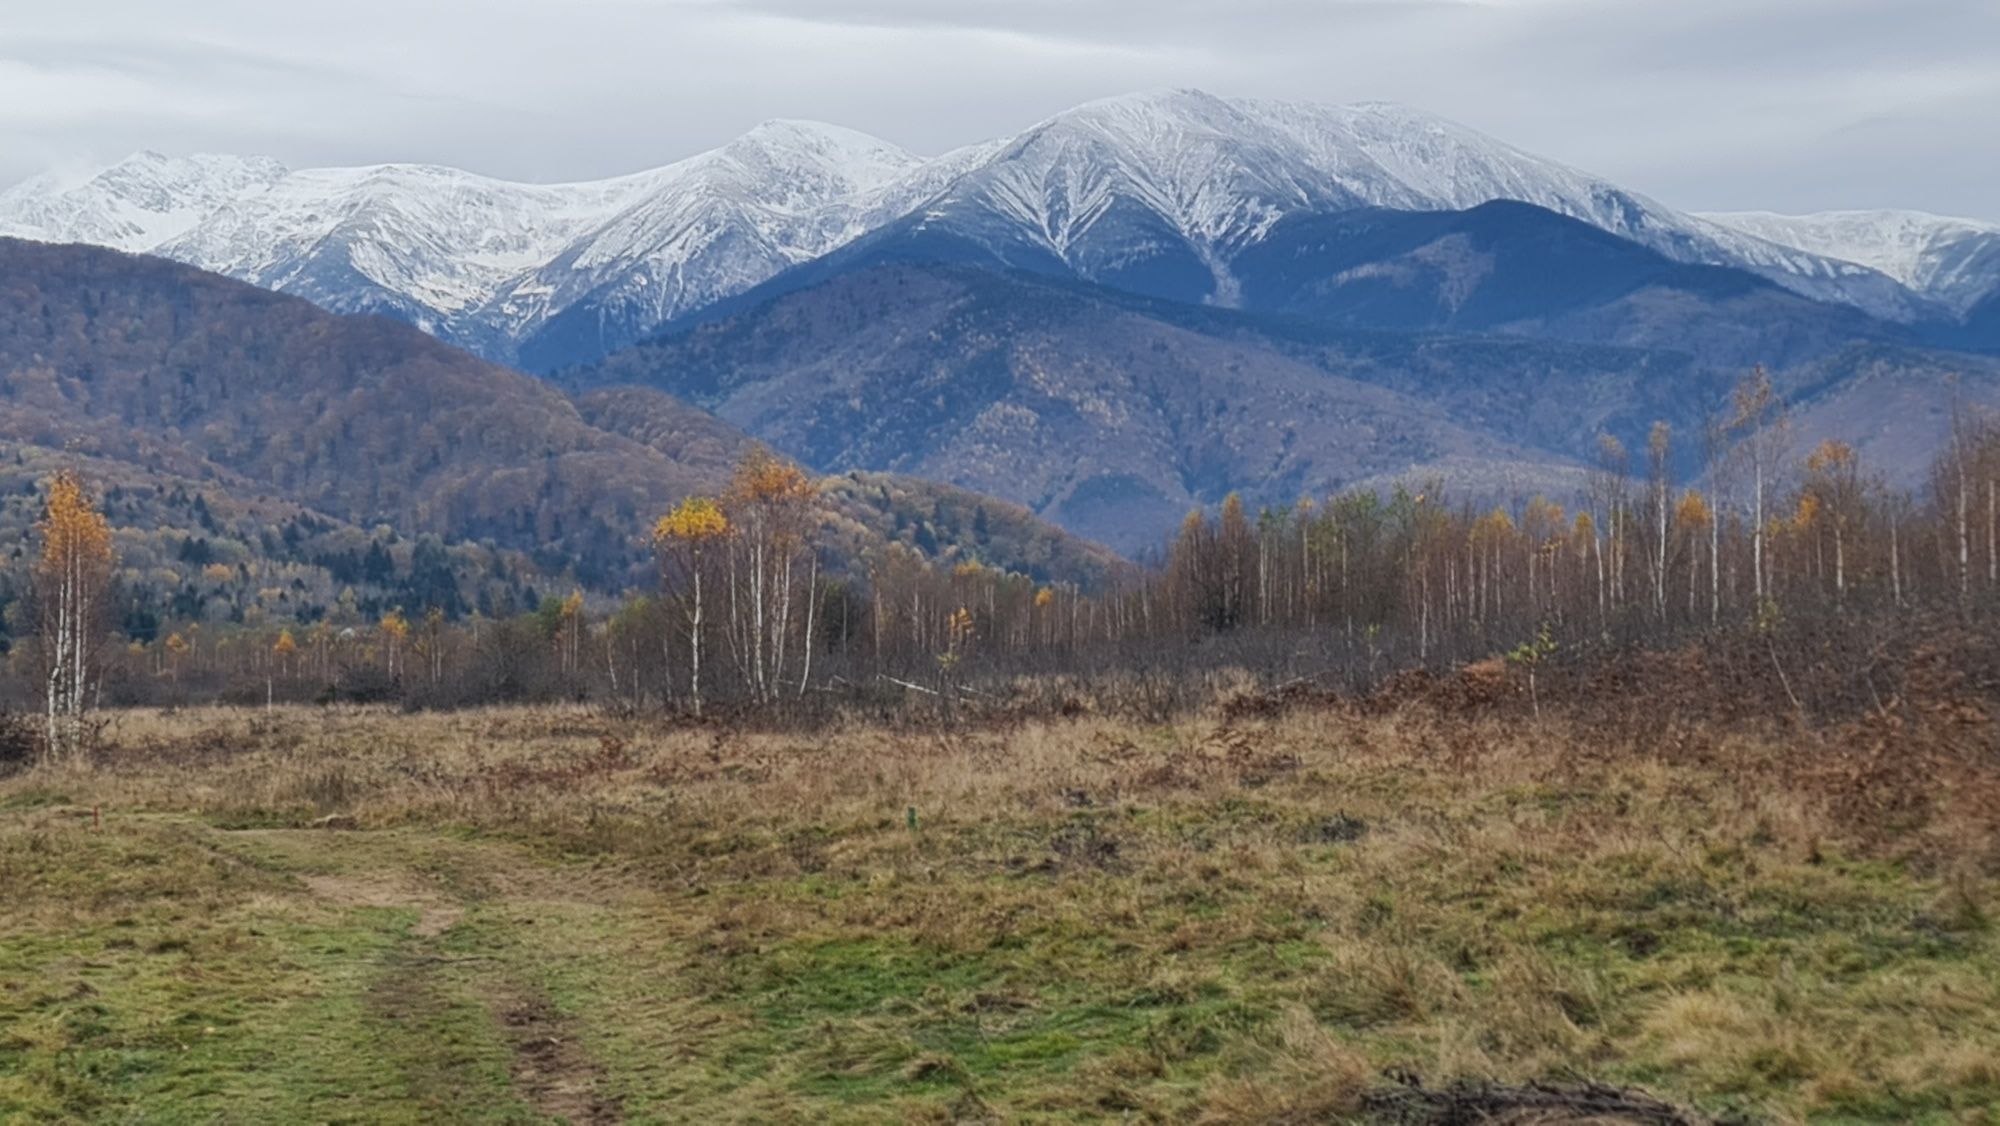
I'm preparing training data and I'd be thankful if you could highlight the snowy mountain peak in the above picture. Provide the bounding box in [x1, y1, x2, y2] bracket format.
[920, 91, 1710, 288]
[713, 119, 924, 196]
[738, 117, 910, 153]
[1032, 88, 1312, 153]
[1697, 209, 2000, 314]
[974, 90, 1673, 228]
[1054, 87, 1238, 122]
[1705, 208, 2000, 237]
[91, 150, 289, 198]
[2, 90, 1987, 368]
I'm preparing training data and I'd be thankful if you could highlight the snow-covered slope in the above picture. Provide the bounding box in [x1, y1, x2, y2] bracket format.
[882, 91, 1928, 321]
[1697, 209, 2000, 317]
[0, 123, 927, 363]
[502, 121, 936, 367]
[0, 152, 287, 250]
[0, 90, 1961, 369]
[155, 162, 639, 353]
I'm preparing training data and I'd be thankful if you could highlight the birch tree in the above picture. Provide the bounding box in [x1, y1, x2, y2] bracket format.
[655, 495, 729, 714]
[36, 470, 115, 760]
[722, 449, 820, 704]
[1730, 368, 1790, 603]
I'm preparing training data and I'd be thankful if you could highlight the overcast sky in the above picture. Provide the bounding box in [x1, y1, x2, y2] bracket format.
[2, 0, 1994, 219]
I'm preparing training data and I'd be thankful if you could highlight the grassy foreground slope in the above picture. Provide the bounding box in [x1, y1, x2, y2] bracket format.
[2, 691, 1996, 1123]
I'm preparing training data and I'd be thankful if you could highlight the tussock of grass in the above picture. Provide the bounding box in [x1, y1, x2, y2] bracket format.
[1, 700, 1996, 1122]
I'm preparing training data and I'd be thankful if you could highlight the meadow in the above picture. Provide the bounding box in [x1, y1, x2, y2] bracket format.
[2, 666, 1997, 1124]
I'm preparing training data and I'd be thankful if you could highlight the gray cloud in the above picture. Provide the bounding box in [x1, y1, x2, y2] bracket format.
[721, 0, 1473, 49]
[0, 0, 1993, 220]
[0, 33, 362, 85]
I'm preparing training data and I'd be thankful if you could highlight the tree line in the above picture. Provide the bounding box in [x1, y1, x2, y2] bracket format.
[10, 369, 2000, 752]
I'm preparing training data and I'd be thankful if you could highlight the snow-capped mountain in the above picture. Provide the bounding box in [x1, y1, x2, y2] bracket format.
[854, 91, 1928, 323]
[1697, 209, 2000, 318]
[0, 122, 930, 364]
[0, 89, 1976, 370]
[501, 120, 940, 369]
[156, 162, 639, 355]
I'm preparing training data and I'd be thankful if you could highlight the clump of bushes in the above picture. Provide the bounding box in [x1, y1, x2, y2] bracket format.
[0, 707, 41, 777]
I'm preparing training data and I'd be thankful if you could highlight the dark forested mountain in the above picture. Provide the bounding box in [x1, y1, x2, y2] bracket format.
[688, 198, 1904, 377]
[575, 263, 1590, 552]
[579, 255, 2000, 552]
[1941, 291, 2000, 354]
[1229, 201, 1898, 370]
[0, 239, 1121, 614]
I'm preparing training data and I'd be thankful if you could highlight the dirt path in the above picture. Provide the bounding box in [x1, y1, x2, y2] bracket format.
[216, 825, 630, 1123]
[501, 994, 624, 1125]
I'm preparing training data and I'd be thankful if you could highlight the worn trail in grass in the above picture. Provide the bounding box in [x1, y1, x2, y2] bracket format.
[4, 704, 1999, 1122]
[0, 815, 630, 1123]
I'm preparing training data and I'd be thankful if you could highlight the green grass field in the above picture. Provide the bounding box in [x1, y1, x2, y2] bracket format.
[3, 703, 1997, 1123]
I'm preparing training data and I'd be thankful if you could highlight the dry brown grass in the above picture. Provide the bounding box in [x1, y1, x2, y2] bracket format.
[3, 686, 1998, 1122]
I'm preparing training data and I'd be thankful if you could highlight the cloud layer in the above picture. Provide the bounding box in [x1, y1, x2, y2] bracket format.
[3, 0, 1995, 219]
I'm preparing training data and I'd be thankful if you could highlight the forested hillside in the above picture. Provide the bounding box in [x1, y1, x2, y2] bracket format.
[0, 237, 744, 569]
[0, 241, 1122, 653]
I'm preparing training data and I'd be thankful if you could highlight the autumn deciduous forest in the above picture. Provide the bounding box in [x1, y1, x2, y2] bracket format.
[0, 369, 1995, 738]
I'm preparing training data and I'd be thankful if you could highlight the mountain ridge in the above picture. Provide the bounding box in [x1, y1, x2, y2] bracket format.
[4, 89, 1976, 371]
[571, 258, 1605, 551]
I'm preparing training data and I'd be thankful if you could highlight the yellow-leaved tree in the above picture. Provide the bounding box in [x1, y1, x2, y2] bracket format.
[723, 448, 821, 703]
[36, 470, 115, 760]
[655, 495, 729, 714]
[1674, 489, 1713, 616]
[268, 628, 298, 709]
[272, 628, 298, 670]
[379, 609, 410, 680]
[164, 631, 190, 685]
[554, 591, 585, 685]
